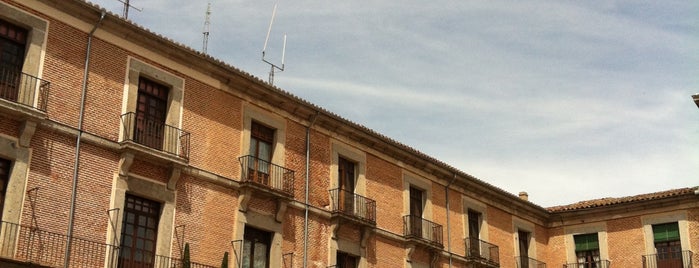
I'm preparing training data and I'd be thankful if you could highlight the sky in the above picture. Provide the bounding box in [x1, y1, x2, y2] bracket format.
[87, 0, 699, 207]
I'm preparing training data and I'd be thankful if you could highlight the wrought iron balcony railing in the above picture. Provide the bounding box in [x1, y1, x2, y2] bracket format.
[642, 250, 693, 268]
[239, 155, 295, 197]
[117, 246, 218, 268]
[121, 112, 191, 160]
[0, 221, 118, 267]
[403, 215, 443, 247]
[563, 260, 610, 268]
[329, 188, 376, 225]
[0, 66, 50, 112]
[515, 256, 546, 268]
[465, 237, 499, 265]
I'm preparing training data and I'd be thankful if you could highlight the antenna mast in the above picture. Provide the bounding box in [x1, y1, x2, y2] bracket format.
[117, 0, 142, 19]
[202, 2, 212, 53]
[262, 3, 287, 85]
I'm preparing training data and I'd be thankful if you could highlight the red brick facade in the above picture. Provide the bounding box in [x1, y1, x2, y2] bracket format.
[0, 1, 697, 268]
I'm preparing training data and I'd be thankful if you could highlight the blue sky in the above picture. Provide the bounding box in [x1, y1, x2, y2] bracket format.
[88, 0, 699, 207]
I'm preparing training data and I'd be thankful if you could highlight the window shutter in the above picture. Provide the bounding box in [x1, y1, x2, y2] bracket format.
[652, 222, 680, 242]
[574, 233, 599, 252]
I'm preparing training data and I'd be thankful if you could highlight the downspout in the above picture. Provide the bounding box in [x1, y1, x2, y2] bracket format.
[445, 173, 457, 268]
[303, 112, 319, 268]
[64, 11, 106, 268]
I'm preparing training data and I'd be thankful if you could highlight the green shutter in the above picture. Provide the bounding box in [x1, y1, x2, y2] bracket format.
[574, 233, 599, 252]
[653, 222, 680, 242]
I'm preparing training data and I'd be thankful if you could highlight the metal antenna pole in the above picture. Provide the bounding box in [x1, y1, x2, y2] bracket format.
[261, 3, 287, 86]
[202, 2, 211, 53]
[117, 0, 142, 19]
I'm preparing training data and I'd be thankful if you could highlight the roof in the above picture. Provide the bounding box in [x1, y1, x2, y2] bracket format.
[547, 187, 699, 212]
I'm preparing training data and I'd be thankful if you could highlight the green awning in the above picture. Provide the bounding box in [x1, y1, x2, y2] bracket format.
[574, 233, 599, 252]
[653, 222, 680, 242]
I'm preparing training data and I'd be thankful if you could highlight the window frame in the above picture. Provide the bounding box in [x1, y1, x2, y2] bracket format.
[118, 194, 162, 268]
[242, 226, 272, 268]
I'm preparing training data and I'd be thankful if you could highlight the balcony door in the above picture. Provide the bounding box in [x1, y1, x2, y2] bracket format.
[574, 233, 600, 268]
[336, 251, 358, 268]
[118, 194, 161, 268]
[338, 157, 355, 214]
[0, 19, 27, 102]
[248, 122, 274, 185]
[518, 230, 530, 268]
[242, 227, 271, 268]
[409, 186, 424, 238]
[135, 77, 168, 150]
[653, 222, 683, 268]
[467, 209, 481, 258]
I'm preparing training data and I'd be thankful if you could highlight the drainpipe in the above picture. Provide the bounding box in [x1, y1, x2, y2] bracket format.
[445, 173, 457, 268]
[64, 11, 106, 268]
[303, 112, 319, 268]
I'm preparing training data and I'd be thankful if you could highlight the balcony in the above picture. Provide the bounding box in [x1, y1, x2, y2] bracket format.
[515, 256, 546, 268]
[118, 246, 217, 268]
[563, 260, 610, 268]
[465, 237, 499, 267]
[0, 221, 118, 267]
[120, 112, 191, 160]
[642, 250, 693, 268]
[0, 67, 50, 119]
[329, 188, 376, 226]
[403, 215, 443, 249]
[238, 155, 295, 198]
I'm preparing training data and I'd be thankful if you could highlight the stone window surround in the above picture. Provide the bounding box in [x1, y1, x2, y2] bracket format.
[231, 210, 283, 268]
[0, 134, 30, 224]
[107, 173, 176, 262]
[0, 2, 47, 80]
[512, 217, 537, 259]
[462, 195, 489, 241]
[240, 104, 286, 166]
[563, 223, 608, 264]
[641, 212, 690, 255]
[329, 141, 366, 195]
[121, 57, 184, 139]
[402, 172, 433, 220]
[328, 238, 367, 268]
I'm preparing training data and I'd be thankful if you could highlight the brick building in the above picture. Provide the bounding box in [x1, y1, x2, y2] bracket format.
[0, 0, 696, 267]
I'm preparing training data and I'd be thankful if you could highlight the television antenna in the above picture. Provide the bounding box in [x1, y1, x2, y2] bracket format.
[262, 3, 287, 85]
[202, 2, 212, 53]
[116, 0, 142, 19]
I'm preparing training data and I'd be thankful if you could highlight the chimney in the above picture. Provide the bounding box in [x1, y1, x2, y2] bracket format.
[519, 191, 529, 201]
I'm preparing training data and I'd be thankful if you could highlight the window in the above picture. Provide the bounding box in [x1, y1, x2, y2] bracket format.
[467, 209, 482, 257]
[242, 226, 271, 268]
[118, 194, 161, 268]
[336, 251, 358, 268]
[134, 77, 169, 150]
[0, 158, 10, 220]
[338, 157, 356, 213]
[518, 230, 531, 268]
[247, 121, 275, 184]
[408, 186, 424, 236]
[574, 233, 600, 268]
[652, 222, 683, 268]
[0, 18, 27, 102]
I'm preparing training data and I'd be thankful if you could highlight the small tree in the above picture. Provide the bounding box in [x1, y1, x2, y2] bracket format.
[221, 252, 229, 268]
[182, 243, 191, 268]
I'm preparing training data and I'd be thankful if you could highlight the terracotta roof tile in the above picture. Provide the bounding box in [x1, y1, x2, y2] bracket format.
[547, 187, 698, 212]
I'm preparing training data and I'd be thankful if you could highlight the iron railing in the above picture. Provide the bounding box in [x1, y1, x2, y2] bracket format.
[239, 155, 295, 196]
[515, 256, 546, 268]
[563, 260, 610, 268]
[0, 66, 50, 112]
[465, 237, 499, 265]
[121, 112, 191, 160]
[153, 253, 218, 268]
[403, 215, 443, 247]
[0, 221, 119, 267]
[329, 188, 376, 225]
[642, 250, 693, 268]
